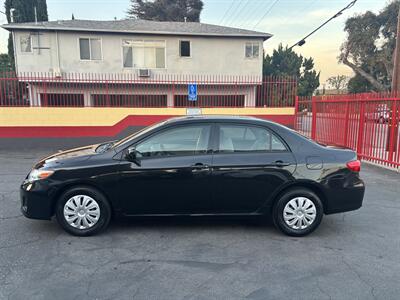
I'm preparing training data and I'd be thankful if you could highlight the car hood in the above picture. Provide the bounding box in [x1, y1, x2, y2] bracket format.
[34, 144, 100, 169]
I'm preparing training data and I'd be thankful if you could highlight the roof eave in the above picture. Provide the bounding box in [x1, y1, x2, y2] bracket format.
[1, 24, 272, 40]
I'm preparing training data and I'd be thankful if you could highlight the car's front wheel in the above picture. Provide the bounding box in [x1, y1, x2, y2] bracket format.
[272, 188, 323, 236]
[55, 186, 111, 236]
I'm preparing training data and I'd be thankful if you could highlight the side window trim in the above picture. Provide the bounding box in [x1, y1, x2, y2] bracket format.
[215, 123, 289, 154]
[128, 123, 214, 159]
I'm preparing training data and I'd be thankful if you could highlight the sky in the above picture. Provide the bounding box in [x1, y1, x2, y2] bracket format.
[0, 0, 387, 84]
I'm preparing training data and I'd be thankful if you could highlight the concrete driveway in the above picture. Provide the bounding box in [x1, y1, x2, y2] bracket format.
[0, 149, 399, 300]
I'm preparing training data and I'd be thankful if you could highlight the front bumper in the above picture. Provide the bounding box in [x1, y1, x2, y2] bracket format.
[20, 180, 56, 220]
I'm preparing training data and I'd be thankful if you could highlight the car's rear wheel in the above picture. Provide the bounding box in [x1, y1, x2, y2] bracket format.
[272, 188, 323, 236]
[55, 186, 111, 236]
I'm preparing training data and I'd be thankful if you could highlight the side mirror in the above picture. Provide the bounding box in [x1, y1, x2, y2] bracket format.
[125, 147, 138, 162]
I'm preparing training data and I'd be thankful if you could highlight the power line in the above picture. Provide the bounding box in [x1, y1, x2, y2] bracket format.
[219, 0, 236, 25]
[248, 1, 281, 29]
[221, 0, 244, 25]
[237, 0, 271, 28]
[225, 0, 251, 27]
[279, 0, 319, 28]
[252, 0, 280, 30]
[289, 0, 358, 49]
[223, 0, 246, 26]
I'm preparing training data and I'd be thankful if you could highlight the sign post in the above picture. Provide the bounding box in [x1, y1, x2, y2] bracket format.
[187, 83, 201, 115]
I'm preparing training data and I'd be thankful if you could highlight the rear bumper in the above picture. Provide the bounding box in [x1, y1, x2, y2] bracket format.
[20, 181, 56, 220]
[324, 178, 365, 215]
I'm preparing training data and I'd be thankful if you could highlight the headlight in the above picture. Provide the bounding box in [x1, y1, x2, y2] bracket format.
[28, 169, 54, 182]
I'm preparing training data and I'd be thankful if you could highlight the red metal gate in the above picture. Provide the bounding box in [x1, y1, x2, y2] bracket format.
[295, 93, 400, 170]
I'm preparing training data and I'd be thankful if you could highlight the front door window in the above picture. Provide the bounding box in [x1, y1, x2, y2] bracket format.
[135, 125, 211, 158]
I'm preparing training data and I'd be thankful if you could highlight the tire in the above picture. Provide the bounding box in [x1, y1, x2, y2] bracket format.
[272, 188, 323, 237]
[55, 186, 111, 236]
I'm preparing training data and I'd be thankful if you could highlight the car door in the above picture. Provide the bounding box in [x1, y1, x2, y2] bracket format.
[118, 123, 214, 215]
[211, 123, 296, 213]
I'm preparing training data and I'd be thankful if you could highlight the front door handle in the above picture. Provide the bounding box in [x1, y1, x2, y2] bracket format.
[274, 160, 291, 167]
[191, 163, 210, 172]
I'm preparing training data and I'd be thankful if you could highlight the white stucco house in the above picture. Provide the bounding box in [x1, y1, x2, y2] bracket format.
[2, 19, 272, 107]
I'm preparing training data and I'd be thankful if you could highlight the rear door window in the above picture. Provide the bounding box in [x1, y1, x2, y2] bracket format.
[218, 124, 287, 153]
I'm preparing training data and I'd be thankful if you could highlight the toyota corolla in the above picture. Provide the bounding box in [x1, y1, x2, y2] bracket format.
[20, 116, 365, 236]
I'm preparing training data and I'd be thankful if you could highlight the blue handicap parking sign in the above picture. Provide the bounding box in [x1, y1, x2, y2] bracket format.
[188, 83, 197, 101]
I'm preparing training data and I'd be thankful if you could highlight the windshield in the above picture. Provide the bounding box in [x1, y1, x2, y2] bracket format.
[112, 120, 168, 148]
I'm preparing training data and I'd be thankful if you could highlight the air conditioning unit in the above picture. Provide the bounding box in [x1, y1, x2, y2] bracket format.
[138, 69, 151, 77]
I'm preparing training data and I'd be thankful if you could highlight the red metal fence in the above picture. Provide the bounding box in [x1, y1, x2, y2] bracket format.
[295, 93, 400, 170]
[0, 70, 297, 108]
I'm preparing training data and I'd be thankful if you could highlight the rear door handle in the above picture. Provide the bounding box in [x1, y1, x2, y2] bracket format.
[273, 160, 291, 167]
[191, 163, 210, 172]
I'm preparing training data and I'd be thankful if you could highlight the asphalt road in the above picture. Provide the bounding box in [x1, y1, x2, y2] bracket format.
[1, 149, 400, 300]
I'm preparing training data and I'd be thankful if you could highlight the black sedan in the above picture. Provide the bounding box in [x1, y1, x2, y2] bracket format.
[20, 116, 365, 237]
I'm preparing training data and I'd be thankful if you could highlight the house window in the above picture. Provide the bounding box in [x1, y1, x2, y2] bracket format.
[122, 40, 166, 69]
[180, 40, 191, 57]
[245, 42, 260, 58]
[79, 38, 102, 60]
[20, 34, 32, 53]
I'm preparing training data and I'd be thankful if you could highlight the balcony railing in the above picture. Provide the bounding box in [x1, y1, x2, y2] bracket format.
[0, 70, 297, 108]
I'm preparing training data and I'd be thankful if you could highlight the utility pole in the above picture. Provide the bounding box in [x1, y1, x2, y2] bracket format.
[387, 5, 400, 153]
[392, 5, 400, 93]
[34, 6, 37, 24]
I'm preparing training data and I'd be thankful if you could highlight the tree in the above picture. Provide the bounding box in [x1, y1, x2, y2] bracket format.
[327, 75, 349, 90]
[347, 74, 373, 93]
[4, 0, 48, 68]
[263, 44, 320, 96]
[127, 0, 203, 22]
[339, 1, 399, 91]
[5, 0, 48, 23]
[0, 54, 12, 71]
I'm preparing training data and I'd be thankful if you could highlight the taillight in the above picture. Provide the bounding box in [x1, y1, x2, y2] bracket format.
[346, 160, 361, 172]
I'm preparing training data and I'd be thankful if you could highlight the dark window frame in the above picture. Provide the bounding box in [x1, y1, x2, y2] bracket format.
[179, 40, 191, 58]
